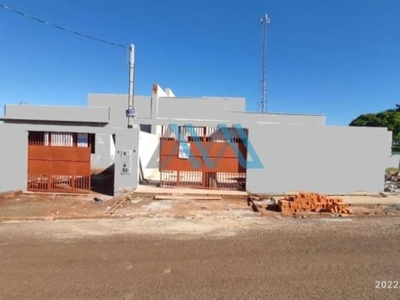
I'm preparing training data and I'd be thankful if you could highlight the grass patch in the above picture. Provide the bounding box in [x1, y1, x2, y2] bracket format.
[386, 167, 399, 173]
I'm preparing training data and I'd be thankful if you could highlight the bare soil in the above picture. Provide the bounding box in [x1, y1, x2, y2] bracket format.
[1, 191, 400, 299]
[1, 191, 400, 222]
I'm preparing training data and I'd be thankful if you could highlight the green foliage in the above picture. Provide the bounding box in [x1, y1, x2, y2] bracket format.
[386, 167, 399, 173]
[349, 104, 400, 147]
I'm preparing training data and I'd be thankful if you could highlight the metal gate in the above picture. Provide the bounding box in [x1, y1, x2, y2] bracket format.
[27, 131, 92, 193]
[159, 125, 248, 190]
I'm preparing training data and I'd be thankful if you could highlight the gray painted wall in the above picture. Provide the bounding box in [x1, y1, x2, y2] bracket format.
[0, 91, 392, 196]
[91, 133, 113, 170]
[79, 93, 326, 173]
[387, 154, 400, 169]
[87, 94, 152, 128]
[0, 122, 140, 196]
[135, 116, 391, 194]
[0, 123, 115, 171]
[114, 126, 140, 195]
[245, 124, 391, 194]
[3, 105, 110, 123]
[0, 123, 111, 134]
[227, 112, 325, 126]
[157, 97, 242, 120]
[201, 97, 246, 112]
[87, 94, 249, 168]
[0, 125, 27, 193]
[88, 94, 326, 128]
[154, 99, 325, 126]
[87, 94, 152, 169]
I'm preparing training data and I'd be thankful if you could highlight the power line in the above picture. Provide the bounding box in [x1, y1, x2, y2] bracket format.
[0, 3, 127, 50]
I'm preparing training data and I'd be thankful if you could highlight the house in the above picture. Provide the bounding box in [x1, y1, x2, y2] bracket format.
[0, 84, 392, 196]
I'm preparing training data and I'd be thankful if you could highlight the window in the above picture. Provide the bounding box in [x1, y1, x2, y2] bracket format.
[28, 131, 93, 149]
[51, 132, 74, 147]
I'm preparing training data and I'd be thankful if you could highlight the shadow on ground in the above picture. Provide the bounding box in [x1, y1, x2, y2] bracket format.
[91, 165, 114, 196]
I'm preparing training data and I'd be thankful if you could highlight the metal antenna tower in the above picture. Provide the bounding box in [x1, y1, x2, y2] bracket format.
[260, 14, 270, 113]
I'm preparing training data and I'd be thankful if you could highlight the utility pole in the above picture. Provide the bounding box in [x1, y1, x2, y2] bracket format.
[126, 44, 136, 128]
[260, 14, 270, 113]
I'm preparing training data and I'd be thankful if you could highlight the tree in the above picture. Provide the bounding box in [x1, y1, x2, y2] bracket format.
[349, 104, 400, 149]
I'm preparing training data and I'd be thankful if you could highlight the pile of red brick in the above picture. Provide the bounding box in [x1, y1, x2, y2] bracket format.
[278, 192, 351, 215]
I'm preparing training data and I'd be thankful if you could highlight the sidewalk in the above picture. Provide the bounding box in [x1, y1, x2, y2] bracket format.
[132, 185, 400, 204]
[133, 184, 248, 197]
[340, 194, 400, 205]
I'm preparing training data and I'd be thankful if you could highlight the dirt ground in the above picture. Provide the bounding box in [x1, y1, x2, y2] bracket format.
[1, 191, 400, 299]
[0, 191, 250, 221]
[1, 215, 400, 299]
[1, 190, 400, 222]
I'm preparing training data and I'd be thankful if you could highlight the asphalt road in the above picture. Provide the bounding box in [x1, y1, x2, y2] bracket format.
[0, 217, 400, 300]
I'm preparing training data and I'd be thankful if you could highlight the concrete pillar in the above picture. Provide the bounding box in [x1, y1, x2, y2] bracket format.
[113, 125, 140, 195]
[0, 126, 28, 193]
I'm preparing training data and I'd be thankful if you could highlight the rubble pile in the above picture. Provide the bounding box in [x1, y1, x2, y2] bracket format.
[385, 170, 400, 193]
[278, 192, 351, 215]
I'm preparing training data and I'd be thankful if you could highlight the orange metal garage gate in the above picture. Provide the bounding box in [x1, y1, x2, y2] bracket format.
[27, 131, 92, 193]
[159, 125, 248, 190]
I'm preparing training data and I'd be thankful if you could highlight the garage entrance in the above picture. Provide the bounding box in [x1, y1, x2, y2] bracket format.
[159, 125, 248, 190]
[27, 131, 92, 193]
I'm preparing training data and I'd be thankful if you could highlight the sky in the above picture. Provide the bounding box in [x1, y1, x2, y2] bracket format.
[0, 0, 399, 125]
